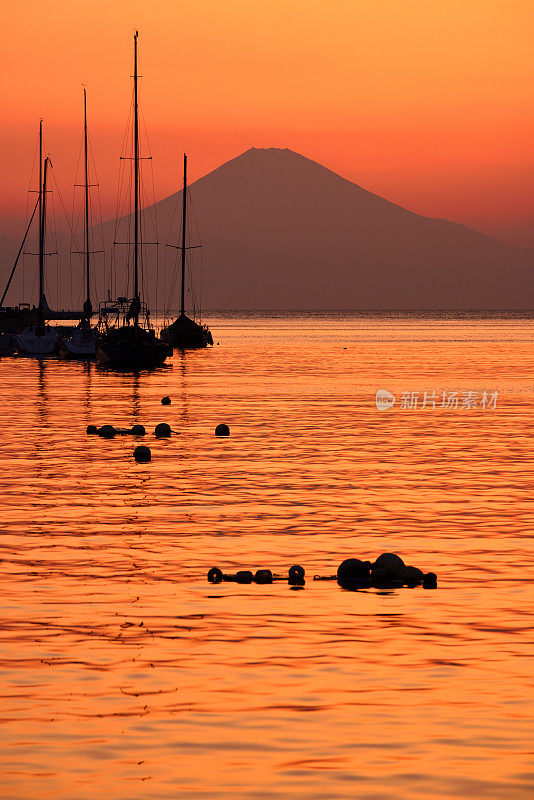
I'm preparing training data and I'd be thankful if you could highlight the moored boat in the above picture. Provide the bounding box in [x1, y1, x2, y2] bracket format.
[96, 298, 171, 368]
[161, 312, 213, 349]
[160, 154, 213, 349]
[96, 32, 171, 369]
[0, 202, 40, 335]
[16, 128, 58, 357]
[60, 320, 99, 359]
[17, 324, 58, 356]
[2, 121, 85, 344]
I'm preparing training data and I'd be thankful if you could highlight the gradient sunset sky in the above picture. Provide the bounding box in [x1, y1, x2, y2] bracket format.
[1, 0, 533, 245]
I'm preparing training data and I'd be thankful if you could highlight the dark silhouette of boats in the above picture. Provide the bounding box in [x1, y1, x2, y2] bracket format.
[16, 126, 58, 356]
[0, 331, 16, 355]
[0, 304, 39, 336]
[160, 154, 213, 349]
[0, 198, 41, 337]
[0, 301, 83, 337]
[60, 89, 99, 359]
[95, 32, 171, 369]
[0, 121, 85, 352]
[97, 296, 170, 367]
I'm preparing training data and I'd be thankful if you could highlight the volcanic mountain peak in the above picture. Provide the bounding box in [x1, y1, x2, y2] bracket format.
[2, 148, 533, 311]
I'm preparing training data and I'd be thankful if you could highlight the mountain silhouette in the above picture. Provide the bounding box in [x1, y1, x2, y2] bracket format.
[143, 147, 534, 310]
[2, 147, 533, 310]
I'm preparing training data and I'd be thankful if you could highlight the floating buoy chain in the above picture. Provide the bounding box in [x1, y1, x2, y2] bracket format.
[208, 565, 305, 586]
[87, 422, 230, 454]
[87, 424, 146, 437]
[208, 556, 437, 590]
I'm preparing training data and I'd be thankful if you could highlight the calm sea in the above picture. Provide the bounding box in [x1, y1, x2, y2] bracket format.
[0, 312, 533, 800]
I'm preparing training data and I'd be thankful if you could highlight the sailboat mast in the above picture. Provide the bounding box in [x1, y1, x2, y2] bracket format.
[39, 158, 50, 328]
[133, 30, 139, 325]
[180, 154, 187, 317]
[38, 120, 43, 323]
[38, 119, 46, 327]
[83, 88, 92, 320]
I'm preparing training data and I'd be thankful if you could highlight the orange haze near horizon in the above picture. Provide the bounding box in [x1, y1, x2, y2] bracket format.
[1, 0, 534, 245]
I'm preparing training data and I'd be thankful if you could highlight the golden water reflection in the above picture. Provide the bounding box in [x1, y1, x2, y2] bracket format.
[0, 313, 533, 799]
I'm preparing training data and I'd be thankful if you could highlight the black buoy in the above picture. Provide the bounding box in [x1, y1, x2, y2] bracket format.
[215, 424, 230, 437]
[134, 445, 151, 463]
[98, 425, 116, 439]
[154, 423, 171, 438]
[373, 553, 405, 576]
[86, 425, 98, 435]
[370, 566, 393, 586]
[423, 572, 437, 589]
[161, 396, 171, 405]
[398, 565, 424, 586]
[208, 567, 223, 584]
[288, 564, 305, 585]
[337, 558, 371, 590]
[130, 424, 146, 436]
[254, 569, 273, 584]
[289, 564, 305, 580]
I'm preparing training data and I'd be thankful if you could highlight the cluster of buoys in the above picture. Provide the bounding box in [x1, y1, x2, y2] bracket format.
[316, 553, 437, 590]
[208, 564, 305, 586]
[87, 424, 147, 438]
[89, 422, 176, 438]
[207, 554, 437, 591]
[87, 398, 230, 462]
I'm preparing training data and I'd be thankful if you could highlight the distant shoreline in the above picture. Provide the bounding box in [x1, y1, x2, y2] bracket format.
[162, 309, 534, 318]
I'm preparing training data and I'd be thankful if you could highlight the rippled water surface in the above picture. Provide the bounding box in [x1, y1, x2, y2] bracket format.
[1, 312, 533, 799]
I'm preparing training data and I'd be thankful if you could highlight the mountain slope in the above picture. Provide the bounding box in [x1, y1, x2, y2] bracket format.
[3, 148, 533, 310]
[144, 147, 533, 309]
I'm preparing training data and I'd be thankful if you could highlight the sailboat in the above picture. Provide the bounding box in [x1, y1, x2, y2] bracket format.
[16, 122, 58, 356]
[160, 154, 213, 349]
[96, 31, 171, 369]
[1, 121, 85, 349]
[60, 89, 99, 359]
[0, 199, 40, 340]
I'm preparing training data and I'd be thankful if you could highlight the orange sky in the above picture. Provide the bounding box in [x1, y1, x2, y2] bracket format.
[1, 0, 533, 244]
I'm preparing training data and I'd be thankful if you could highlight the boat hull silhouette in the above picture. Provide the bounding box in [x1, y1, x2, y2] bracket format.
[59, 324, 99, 359]
[17, 325, 58, 356]
[0, 332, 16, 355]
[160, 313, 213, 349]
[96, 325, 172, 368]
